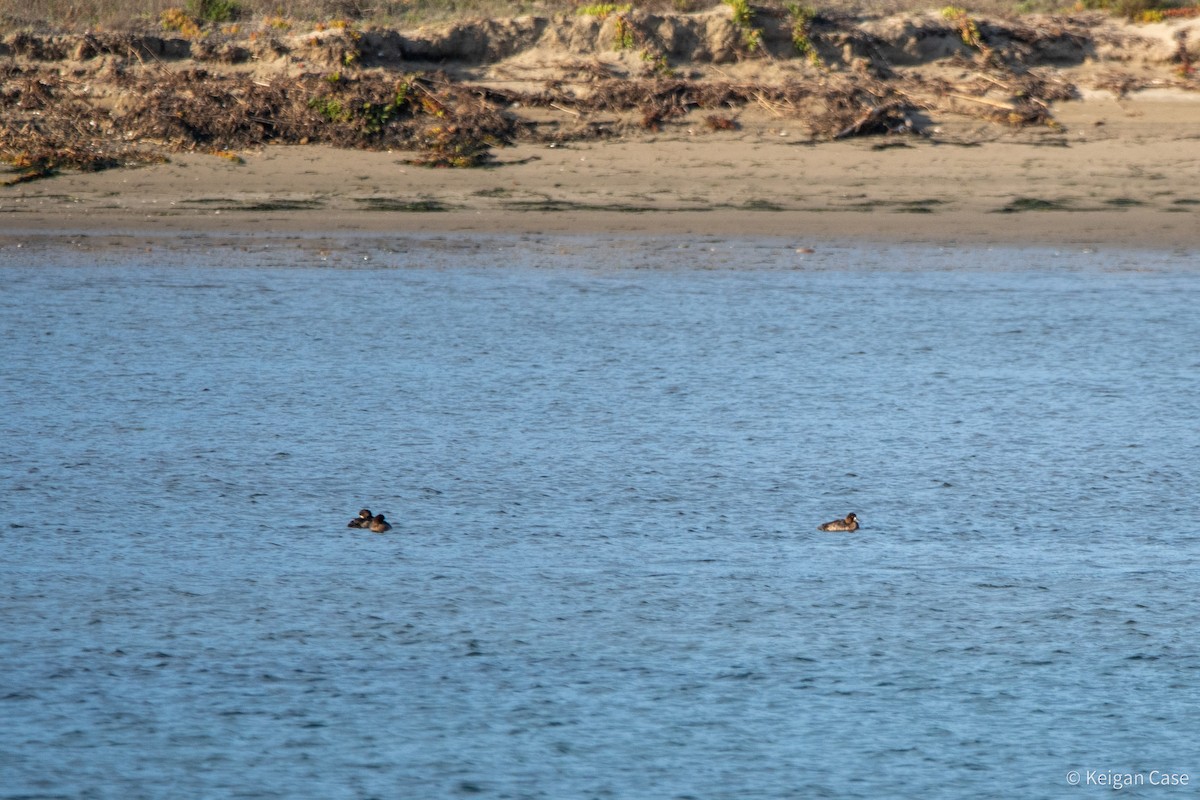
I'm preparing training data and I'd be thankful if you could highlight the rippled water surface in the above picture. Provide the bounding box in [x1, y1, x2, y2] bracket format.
[2, 237, 1198, 799]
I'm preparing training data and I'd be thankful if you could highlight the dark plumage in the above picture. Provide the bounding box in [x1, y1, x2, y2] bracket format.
[818, 513, 859, 532]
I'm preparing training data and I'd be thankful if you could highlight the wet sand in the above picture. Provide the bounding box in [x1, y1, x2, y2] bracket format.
[3, 93, 1199, 251]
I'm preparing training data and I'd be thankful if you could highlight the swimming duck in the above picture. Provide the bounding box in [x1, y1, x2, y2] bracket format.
[369, 514, 392, 533]
[348, 508, 372, 528]
[818, 513, 859, 532]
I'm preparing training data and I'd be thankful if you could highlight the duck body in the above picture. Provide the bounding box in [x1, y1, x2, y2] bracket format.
[348, 508, 373, 528]
[369, 514, 392, 533]
[818, 513, 859, 532]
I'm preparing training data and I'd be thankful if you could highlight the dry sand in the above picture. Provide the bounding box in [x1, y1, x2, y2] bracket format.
[5, 93, 1199, 251]
[3, 11, 1200, 252]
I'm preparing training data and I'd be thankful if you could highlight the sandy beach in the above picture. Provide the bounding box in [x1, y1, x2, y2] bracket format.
[5, 96, 1198, 250]
[3, 10, 1200, 251]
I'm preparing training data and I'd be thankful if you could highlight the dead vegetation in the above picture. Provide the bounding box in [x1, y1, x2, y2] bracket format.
[1, 66, 521, 180]
[0, 62, 1078, 183]
[1, 9, 1198, 182]
[0, 1, 1087, 34]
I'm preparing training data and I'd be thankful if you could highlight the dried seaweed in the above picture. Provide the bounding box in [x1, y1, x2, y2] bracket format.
[0, 66, 522, 177]
[0, 17, 1102, 185]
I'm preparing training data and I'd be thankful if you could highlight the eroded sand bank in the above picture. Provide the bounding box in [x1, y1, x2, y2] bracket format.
[2, 10, 1199, 251]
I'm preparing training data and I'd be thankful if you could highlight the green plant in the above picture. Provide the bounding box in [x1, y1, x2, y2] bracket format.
[1074, 0, 1177, 20]
[186, 0, 240, 24]
[724, 0, 753, 27]
[360, 85, 412, 133]
[941, 4, 1001, 66]
[614, 14, 635, 50]
[640, 50, 674, 76]
[309, 95, 352, 123]
[787, 3, 821, 66]
[394, 81, 411, 108]
[724, 0, 762, 53]
[577, 3, 631, 17]
[941, 6, 983, 49]
[742, 26, 762, 51]
[309, 80, 412, 133]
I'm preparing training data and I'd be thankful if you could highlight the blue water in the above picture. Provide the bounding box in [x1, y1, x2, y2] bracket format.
[1, 236, 1198, 799]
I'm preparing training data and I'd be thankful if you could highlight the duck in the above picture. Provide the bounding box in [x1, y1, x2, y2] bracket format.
[347, 508, 372, 528]
[818, 513, 859, 532]
[369, 514, 392, 533]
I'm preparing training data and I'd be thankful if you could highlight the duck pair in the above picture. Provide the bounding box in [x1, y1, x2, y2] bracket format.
[348, 508, 392, 532]
[352, 507, 853, 533]
[818, 513, 859, 532]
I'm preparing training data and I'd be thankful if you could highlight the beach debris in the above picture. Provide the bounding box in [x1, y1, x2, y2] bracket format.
[1, 12, 1192, 182]
[828, 98, 915, 139]
[704, 114, 739, 131]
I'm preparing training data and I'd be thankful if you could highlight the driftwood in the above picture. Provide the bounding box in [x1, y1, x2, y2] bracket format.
[832, 100, 910, 140]
[947, 92, 1019, 110]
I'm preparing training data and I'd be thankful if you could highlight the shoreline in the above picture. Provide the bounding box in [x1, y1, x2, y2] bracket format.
[3, 10, 1200, 252]
[3, 205, 1197, 251]
[5, 94, 1200, 252]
